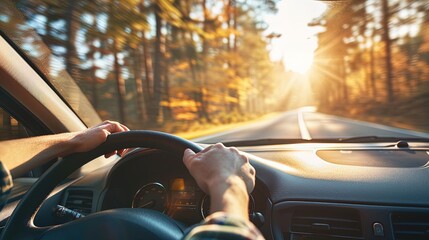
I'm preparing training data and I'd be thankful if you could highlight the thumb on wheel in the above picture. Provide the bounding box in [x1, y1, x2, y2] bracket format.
[183, 148, 195, 166]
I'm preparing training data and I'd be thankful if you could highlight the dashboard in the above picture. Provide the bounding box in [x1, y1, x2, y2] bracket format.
[3, 141, 429, 240]
[100, 149, 263, 225]
[101, 150, 204, 224]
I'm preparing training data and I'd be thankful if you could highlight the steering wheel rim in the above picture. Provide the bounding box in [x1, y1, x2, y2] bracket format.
[0, 130, 203, 240]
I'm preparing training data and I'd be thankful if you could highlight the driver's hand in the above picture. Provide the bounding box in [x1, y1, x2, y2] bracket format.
[183, 143, 255, 195]
[70, 120, 130, 158]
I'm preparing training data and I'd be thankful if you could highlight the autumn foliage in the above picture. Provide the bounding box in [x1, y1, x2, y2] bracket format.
[310, 0, 429, 131]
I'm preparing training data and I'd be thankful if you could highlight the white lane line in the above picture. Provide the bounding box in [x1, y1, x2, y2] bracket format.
[297, 109, 312, 140]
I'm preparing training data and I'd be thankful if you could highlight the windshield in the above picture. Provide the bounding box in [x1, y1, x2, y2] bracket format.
[1, 0, 428, 143]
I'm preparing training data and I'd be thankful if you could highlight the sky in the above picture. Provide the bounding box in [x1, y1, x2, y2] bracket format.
[265, 0, 327, 73]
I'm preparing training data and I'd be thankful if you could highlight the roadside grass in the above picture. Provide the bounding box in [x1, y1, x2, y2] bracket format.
[319, 87, 429, 133]
[139, 112, 281, 140]
[175, 112, 281, 140]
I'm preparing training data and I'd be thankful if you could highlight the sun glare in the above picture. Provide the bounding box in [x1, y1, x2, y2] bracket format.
[265, 0, 327, 73]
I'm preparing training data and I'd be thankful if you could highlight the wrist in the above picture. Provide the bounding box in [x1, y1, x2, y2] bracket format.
[57, 132, 80, 157]
[208, 175, 248, 196]
[208, 175, 250, 218]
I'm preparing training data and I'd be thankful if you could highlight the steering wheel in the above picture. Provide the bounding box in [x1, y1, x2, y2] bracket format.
[0, 131, 203, 240]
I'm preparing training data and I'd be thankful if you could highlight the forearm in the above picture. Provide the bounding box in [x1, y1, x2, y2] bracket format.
[0, 132, 78, 177]
[209, 175, 250, 219]
[0, 120, 128, 178]
[183, 145, 262, 239]
[185, 177, 263, 240]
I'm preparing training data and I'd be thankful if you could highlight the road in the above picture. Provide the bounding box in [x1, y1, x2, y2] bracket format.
[192, 107, 429, 143]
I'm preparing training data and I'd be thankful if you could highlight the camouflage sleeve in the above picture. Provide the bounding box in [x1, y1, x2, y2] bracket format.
[183, 212, 264, 240]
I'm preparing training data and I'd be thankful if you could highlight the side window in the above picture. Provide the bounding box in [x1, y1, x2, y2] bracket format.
[0, 108, 29, 141]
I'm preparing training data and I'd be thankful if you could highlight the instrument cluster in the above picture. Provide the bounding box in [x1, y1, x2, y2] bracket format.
[131, 178, 254, 223]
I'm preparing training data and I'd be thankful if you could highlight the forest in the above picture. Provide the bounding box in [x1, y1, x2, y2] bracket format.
[2, 0, 286, 132]
[311, 0, 429, 131]
[1, 0, 428, 133]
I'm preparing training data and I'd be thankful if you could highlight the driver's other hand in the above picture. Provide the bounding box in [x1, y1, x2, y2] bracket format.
[70, 120, 130, 158]
[183, 143, 255, 195]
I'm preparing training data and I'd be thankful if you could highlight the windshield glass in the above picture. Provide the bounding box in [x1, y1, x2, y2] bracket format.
[0, 1, 102, 127]
[1, 0, 428, 143]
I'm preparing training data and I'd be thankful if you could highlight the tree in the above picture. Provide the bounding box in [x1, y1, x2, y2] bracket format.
[9, 0, 285, 130]
[381, 0, 393, 103]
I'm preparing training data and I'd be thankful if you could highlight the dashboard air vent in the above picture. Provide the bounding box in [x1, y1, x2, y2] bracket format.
[289, 206, 363, 240]
[64, 189, 93, 215]
[392, 213, 429, 240]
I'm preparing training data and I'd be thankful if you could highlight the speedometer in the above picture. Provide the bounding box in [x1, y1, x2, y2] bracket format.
[132, 182, 168, 212]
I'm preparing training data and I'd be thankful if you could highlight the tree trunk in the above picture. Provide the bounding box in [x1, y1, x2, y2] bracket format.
[226, 0, 232, 51]
[200, 0, 211, 122]
[113, 39, 126, 124]
[361, 1, 371, 96]
[90, 44, 98, 109]
[162, 61, 172, 121]
[151, 3, 163, 123]
[232, 2, 238, 51]
[141, 30, 153, 117]
[232, 2, 241, 113]
[65, 2, 81, 82]
[369, 34, 376, 99]
[88, 16, 99, 109]
[382, 0, 393, 103]
[404, 35, 414, 92]
[185, 36, 203, 120]
[133, 45, 147, 122]
[225, 0, 240, 113]
[138, 0, 153, 121]
[162, 25, 173, 121]
[180, 0, 205, 122]
[42, 4, 52, 75]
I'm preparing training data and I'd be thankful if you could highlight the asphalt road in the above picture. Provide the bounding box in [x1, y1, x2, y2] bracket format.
[192, 107, 429, 143]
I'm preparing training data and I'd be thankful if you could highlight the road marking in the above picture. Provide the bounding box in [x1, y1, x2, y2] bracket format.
[297, 108, 312, 140]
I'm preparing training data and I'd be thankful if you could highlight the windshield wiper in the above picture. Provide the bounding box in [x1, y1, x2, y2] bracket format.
[220, 136, 429, 147]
